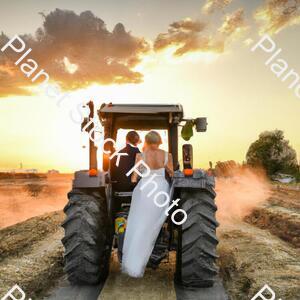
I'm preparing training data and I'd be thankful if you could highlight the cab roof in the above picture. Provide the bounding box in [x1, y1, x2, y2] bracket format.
[98, 103, 184, 130]
[99, 103, 183, 114]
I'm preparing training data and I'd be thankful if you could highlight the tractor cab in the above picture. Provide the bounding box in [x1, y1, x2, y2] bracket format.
[95, 103, 206, 213]
[97, 103, 185, 229]
[82, 102, 207, 176]
[98, 103, 184, 171]
[63, 101, 218, 289]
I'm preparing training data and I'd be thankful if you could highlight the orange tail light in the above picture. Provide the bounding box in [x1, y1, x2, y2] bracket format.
[183, 168, 193, 176]
[89, 168, 98, 177]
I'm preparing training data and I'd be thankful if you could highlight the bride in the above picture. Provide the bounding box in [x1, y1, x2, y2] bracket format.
[122, 131, 174, 278]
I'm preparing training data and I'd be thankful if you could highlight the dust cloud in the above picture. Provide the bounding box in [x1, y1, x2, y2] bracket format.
[0, 168, 271, 228]
[215, 162, 271, 225]
[0, 174, 71, 228]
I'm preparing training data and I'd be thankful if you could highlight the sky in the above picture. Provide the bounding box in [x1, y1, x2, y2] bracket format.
[0, 0, 300, 172]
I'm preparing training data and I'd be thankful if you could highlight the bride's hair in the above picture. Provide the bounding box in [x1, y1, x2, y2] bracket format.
[145, 131, 162, 145]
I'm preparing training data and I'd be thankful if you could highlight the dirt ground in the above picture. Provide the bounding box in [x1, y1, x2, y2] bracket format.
[218, 186, 300, 299]
[99, 251, 176, 300]
[0, 211, 64, 260]
[245, 205, 300, 247]
[0, 211, 65, 298]
[0, 174, 70, 297]
[218, 223, 300, 299]
[0, 177, 299, 299]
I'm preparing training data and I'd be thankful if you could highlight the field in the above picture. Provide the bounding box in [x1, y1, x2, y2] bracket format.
[0, 173, 299, 299]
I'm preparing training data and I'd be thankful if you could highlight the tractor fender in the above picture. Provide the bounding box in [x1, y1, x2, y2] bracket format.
[72, 170, 112, 220]
[169, 169, 216, 201]
[72, 170, 107, 189]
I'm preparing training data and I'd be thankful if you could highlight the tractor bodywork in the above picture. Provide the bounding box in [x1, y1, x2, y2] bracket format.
[62, 102, 218, 288]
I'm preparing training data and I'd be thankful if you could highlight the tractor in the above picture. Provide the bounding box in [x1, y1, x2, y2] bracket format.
[62, 102, 219, 288]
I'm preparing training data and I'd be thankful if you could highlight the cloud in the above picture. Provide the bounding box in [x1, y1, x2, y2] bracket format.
[218, 8, 247, 36]
[169, 19, 207, 32]
[255, 0, 300, 35]
[0, 9, 149, 97]
[202, 0, 233, 14]
[154, 9, 247, 57]
[154, 18, 224, 56]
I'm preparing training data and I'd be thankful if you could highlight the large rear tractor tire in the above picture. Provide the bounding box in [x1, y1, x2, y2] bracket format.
[176, 189, 219, 287]
[62, 189, 112, 285]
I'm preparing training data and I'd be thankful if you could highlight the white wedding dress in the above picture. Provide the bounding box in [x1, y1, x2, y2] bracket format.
[122, 151, 170, 277]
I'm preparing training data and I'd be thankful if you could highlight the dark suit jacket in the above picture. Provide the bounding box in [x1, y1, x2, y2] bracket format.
[110, 144, 141, 191]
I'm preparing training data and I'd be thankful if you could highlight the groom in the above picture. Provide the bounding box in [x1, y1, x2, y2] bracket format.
[110, 130, 141, 192]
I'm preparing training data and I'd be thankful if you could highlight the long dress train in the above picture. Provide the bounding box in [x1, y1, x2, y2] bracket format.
[122, 152, 170, 277]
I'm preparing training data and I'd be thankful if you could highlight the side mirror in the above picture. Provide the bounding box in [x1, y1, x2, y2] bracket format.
[194, 117, 207, 132]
